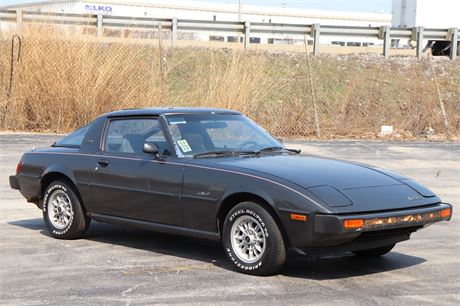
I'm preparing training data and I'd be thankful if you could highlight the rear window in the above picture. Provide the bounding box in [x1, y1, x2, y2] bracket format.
[54, 124, 90, 148]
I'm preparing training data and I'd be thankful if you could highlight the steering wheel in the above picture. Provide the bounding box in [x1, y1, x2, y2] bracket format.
[235, 141, 258, 151]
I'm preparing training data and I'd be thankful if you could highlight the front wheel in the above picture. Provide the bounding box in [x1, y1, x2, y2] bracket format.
[352, 244, 395, 257]
[222, 202, 286, 276]
[43, 180, 90, 239]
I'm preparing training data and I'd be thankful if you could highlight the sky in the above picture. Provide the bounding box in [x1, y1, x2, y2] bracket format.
[0, 0, 392, 13]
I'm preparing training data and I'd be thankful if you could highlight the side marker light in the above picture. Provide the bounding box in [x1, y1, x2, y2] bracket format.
[291, 214, 307, 222]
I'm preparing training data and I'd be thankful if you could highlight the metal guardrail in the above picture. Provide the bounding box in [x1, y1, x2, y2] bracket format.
[0, 9, 459, 59]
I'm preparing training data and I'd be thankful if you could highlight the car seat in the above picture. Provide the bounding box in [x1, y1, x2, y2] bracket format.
[120, 134, 145, 154]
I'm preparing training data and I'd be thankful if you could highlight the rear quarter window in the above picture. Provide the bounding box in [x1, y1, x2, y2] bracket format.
[54, 124, 91, 148]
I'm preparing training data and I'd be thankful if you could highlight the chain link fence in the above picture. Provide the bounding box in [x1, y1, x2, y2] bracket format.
[1, 27, 459, 139]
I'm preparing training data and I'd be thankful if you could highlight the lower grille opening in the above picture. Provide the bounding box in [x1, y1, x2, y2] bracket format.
[355, 226, 422, 241]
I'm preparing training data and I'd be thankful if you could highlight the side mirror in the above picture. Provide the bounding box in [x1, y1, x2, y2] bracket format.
[143, 142, 159, 156]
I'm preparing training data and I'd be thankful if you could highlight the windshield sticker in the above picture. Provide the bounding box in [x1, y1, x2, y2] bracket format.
[177, 139, 192, 152]
[168, 117, 186, 125]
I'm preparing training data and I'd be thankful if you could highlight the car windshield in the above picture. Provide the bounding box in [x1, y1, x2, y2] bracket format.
[165, 114, 282, 157]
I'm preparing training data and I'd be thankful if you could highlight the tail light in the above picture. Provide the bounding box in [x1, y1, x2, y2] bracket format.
[16, 161, 22, 175]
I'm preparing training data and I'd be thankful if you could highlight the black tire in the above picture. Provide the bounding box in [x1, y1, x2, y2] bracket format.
[222, 202, 286, 276]
[352, 244, 395, 257]
[42, 180, 90, 239]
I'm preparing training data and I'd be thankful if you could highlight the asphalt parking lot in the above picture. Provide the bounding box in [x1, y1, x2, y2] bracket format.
[1, 133, 459, 305]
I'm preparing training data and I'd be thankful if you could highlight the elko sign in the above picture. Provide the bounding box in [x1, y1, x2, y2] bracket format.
[84, 4, 113, 13]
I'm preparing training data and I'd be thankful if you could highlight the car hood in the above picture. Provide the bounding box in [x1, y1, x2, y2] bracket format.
[211, 154, 400, 190]
[206, 154, 439, 212]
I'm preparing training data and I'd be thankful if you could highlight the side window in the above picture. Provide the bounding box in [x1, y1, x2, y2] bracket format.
[54, 124, 90, 148]
[105, 118, 168, 154]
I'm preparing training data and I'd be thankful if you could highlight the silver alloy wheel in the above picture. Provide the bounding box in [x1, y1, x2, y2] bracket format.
[230, 215, 266, 264]
[47, 190, 73, 229]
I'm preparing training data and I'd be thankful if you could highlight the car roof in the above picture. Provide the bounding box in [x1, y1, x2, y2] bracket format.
[105, 107, 242, 117]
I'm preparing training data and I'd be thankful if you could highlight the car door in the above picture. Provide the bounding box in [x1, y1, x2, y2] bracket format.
[90, 116, 185, 226]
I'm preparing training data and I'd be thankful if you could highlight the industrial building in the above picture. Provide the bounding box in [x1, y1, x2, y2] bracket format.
[1, 0, 392, 46]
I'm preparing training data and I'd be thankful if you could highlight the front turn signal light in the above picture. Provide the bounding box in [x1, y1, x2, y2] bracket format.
[440, 208, 451, 218]
[291, 213, 307, 222]
[343, 219, 364, 229]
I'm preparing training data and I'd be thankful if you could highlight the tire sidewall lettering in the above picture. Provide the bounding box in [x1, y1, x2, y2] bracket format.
[226, 247, 262, 271]
[43, 183, 74, 236]
[225, 207, 269, 271]
[228, 209, 269, 238]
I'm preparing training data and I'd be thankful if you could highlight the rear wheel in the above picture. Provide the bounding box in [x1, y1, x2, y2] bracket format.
[43, 180, 90, 239]
[352, 244, 395, 257]
[222, 202, 286, 275]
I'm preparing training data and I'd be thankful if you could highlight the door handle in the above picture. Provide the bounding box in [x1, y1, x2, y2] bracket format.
[97, 159, 109, 167]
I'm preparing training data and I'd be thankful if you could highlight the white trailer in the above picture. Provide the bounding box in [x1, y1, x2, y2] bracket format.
[392, 0, 460, 55]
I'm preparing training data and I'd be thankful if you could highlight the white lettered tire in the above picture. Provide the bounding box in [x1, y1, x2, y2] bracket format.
[43, 180, 90, 239]
[223, 202, 286, 275]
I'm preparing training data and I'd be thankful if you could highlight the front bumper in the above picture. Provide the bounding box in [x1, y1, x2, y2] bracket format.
[9, 175, 19, 190]
[315, 203, 452, 235]
[287, 203, 452, 255]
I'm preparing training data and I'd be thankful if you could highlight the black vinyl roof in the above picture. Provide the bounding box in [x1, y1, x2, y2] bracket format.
[106, 107, 241, 117]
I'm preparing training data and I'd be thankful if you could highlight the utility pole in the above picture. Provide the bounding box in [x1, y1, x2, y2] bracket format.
[238, 0, 242, 22]
[238, 0, 242, 44]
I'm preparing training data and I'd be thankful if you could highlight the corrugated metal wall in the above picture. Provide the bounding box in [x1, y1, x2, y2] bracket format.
[14, 1, 78, 13]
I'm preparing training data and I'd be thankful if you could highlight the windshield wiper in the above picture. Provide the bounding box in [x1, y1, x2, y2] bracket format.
[258, 146, 284, 152]
[285, 148, 301, 154]
[255, 146, 301, 154]
[193, 150, 260, 158]
[193, 147, 301, 158]
[193, 150, 235, 158]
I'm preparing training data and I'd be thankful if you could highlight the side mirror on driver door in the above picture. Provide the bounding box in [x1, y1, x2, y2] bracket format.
[143, 142, 160, 158]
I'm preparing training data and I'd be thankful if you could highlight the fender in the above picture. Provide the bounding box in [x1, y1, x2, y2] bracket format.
[215, 182, 312, 247]
[218, 183, 276, 208]
[216, 171, 329, 214]
[41, 164, 78, 187]
[16, 162, 78, 206]
[40, 164, 95, 212]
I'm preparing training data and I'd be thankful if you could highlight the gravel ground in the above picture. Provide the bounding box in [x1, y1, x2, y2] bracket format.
[0, 134, 459, 305]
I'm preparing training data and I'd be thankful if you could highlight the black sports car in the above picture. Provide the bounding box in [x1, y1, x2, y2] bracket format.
[10, 108, 452, 275]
